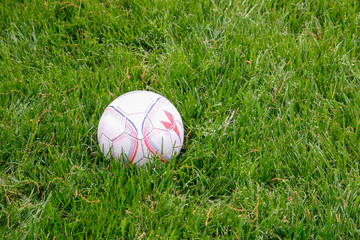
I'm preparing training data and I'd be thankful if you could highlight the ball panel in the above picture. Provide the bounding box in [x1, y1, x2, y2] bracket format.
[98, 107, 126, 141]
[175, 120, 184, 147]
[144, 129, 174, 160]
[145, 91, 163, 101]
[130, 140, 148, 164]
[113, 133, 139, 163]
[98, 134, 113, 159]
[116, 91, 153, 114]
[125, 113, 146, 138]
[141, 115, 154, 139]
[144, 96, 164, 116]
[167, 126, 183, 148]
[124, 118, 139, 139]
[163, 100, 183, 125]
[146, 100, 183, 134]
[97, 111, 109, 141]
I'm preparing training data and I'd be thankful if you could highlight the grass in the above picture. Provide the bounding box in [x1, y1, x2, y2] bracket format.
[1, 0, 360, 238]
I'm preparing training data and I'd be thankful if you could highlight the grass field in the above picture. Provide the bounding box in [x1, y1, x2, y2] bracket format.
[1, 0, 360, 238]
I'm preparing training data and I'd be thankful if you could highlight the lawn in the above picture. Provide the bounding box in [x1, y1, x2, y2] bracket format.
[1, 0, 360, 239]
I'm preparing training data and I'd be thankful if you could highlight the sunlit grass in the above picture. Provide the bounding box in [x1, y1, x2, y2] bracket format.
[1, 0, 360, 238]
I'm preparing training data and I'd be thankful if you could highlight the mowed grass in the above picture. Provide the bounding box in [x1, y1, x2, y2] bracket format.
[1, 0, 360, 238]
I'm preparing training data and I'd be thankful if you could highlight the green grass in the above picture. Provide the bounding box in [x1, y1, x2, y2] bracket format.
[1, 0, 360, 238]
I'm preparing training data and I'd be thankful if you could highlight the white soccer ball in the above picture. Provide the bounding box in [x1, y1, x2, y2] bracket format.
[97, 90, 184, 167]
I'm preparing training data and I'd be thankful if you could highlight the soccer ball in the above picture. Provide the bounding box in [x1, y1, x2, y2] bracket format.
[97, 90, 184, 167]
